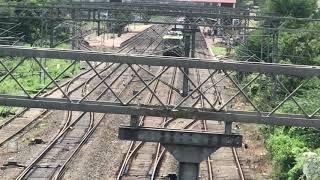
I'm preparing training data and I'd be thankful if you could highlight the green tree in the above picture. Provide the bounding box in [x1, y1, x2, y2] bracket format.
[264, 0, 317, 18]
[236, 0, 320, 178]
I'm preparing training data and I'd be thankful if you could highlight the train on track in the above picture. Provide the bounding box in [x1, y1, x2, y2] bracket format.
[162, 25, 184, 57]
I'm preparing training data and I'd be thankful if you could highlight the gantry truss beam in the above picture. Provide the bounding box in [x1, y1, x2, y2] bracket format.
[1, 95, 320, 128]
[0, 45, 319, 77]
[118, 126, 242, 147]
[0, 22, 23, 45]
[0, 2, 319, 32]
[0, 45, 320, 128]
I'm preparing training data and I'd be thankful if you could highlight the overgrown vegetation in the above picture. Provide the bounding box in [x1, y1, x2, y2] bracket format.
[0, 58, 80, 118]
[0, 0, 81, 120]
[236, 0, 320, 178]
[211, 47, 227, 56]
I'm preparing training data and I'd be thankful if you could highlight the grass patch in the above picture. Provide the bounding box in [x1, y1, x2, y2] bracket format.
[0, 58, 80, 116]
[150, 16, 165, 22]
[211, 47, 227, 56]
[56, 43, 72, 49]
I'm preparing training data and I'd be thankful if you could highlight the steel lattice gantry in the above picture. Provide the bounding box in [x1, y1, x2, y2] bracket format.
[1, 2, 320, 32]
[0, 45, 320, 128]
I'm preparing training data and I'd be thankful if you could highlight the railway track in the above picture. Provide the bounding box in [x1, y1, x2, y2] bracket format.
[196, 31, 246, 180]
[117, 29, 248, 180]
[117, 66, 177, 180]
[16, 62, 133, 179]
[0, 21, 170, 149]
[13, 23, 171, 179]
[0, 27, 108, 148]
[116, 28, 204, 180]
[116, 21, 183, 180]
[1, 19, 250, 179]
[0, 60, 106, 147]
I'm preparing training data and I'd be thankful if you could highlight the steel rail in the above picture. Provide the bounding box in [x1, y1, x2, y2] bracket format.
[0, 18, 109, 144]
[149, 77, 212, 179]
[150, 30, 211, 178]
[0, 54, 108, 147]
[150, 95, 205, 179]
[232, 147, 245, 180]
[53, 64, 141, 180]
[116, 24, 171, 179]
[196, 54, 215, 180]
[15, 55, 132, 180]
[116, 67, 164, 180]
[15, 60, 113, 179]
[16, 82, 94, 179]
[2, 20, 166, 179]
[151, 32, 244, 180]
[198, 30, 245, 180]
[14, 23, 160, 179]
[150, 67, 177, 180]
[194, 37, 215, 179]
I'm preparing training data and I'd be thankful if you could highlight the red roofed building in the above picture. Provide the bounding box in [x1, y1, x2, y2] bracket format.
[190, 0, 236, 3]
[179, 0, 236, 8]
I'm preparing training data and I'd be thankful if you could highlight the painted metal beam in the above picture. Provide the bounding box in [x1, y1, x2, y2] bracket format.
[0, 46, 320, 77]
[118, 126, 242, 147]
[1, 2, 319, 22]
[1, 2, 319, 32]
[1, 16, 305, 32]
[1, 95, 320, 128]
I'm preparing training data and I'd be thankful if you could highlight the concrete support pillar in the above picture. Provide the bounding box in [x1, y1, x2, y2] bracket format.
[184, 31, 190, 55]
[163, 144, 219, 180]
[225, 121, 232, 134]
[191, 28, 196, 58]
[119, 126, 242, 180]
[182, 68, 189, 97]
[179, 162, 199, 180]
[130, 91, 139, 127]
[130, 114, 139, 127]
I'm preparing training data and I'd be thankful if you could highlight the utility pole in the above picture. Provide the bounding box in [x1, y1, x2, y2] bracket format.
[182, 25, 190, 97]
[97, 11, 101, 36]
[272, 30, 278, 63]
[191, 25, 196, 58]
[182, 21, 197, 97]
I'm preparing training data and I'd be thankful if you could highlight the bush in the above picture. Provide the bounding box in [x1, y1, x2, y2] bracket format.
[266, 133, 308, 179]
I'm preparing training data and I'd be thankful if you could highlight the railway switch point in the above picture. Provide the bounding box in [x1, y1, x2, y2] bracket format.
[119, 126, 242, 180]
